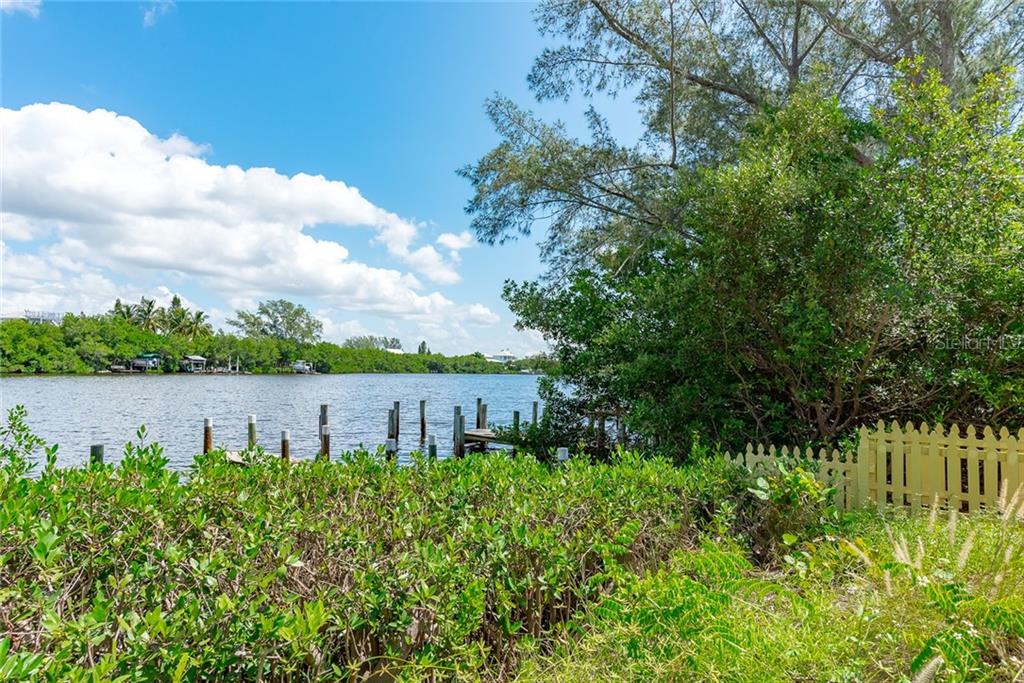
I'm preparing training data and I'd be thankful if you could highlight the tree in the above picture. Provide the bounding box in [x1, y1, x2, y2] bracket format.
[507, 68, 1024, 450]
[462, 0, 1023, 273]
[228, 300, 323, 345]
[342, 336, 403, 351]
[182, 310, 213, 341]
[131, 297, 161, 333]
[162, 295, 188, 336]
[417, 341, 430, 354]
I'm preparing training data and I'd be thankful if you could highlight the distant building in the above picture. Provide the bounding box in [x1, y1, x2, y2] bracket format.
[384, 348, 405, 355]
[485, 348, 517, 363]
[180, 355, 207, 373]
[2, 310, 63, 324]
[131, 353, 161, 371]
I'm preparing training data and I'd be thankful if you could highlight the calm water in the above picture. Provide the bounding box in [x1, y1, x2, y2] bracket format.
[0, 374, 541, 468]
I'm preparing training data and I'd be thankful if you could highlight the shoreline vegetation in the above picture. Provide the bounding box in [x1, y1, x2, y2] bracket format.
[2, 406, 1021, 681]
[0, 298, 552, 377]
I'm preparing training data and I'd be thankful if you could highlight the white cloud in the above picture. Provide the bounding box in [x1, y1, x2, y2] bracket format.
[0, 0, 41, 18]
[142, 0, 174, 27]
[437, 231, 475, 251]
[0, 103, 494, 327]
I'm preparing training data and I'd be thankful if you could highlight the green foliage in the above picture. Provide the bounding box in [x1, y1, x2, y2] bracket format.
[519, 508, 1024, 683]
[0, 319, 520, 376]
[341, 335, 403, 351]
[505, 68, 1024, 452]
[227, 299, 323, 345]
[0, 409, 697, 680]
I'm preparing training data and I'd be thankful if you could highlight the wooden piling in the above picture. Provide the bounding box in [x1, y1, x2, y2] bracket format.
[393, 401, 400, 440]
[457, 415, 466, 458]
[453, 406, 462, 455]
[532, 401, 539, 426]
[513, 410, 520, 436]
[419, 399, 427, 443]
[281, 430, 290, 461]
[90, 444, 104, 465]
[480, 403, 488, 430]
[385, 438, 397, 459]
[427, 434, 437, 460]
[388, 409, 396, 440]
[203, 418, 213, 454]
[247, 414, 256, 449]
[320, 424, 330, 460]
[319, 404, 328, 439]
[476, 398, 483, 429]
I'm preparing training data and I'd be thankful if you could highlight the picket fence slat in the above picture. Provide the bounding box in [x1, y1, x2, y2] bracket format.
[723, 420, 1022, 512]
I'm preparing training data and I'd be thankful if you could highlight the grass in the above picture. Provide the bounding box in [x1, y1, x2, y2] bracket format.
[517, 504, 1024, 682]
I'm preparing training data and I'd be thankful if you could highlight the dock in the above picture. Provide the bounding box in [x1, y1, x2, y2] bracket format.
[464, 428, 511, 446]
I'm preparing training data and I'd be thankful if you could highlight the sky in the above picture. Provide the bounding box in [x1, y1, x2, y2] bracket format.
[0, 0, 642, 356]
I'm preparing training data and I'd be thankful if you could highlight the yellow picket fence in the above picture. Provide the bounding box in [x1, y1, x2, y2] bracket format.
[725, 421, 1024, 512]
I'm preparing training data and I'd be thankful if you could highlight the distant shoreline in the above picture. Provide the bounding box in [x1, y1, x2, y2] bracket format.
[0, 369, 544, 378]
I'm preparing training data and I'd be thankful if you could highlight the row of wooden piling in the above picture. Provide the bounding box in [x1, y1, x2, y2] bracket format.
[85, 397, 546, 465]
[190, 398, 542, 462]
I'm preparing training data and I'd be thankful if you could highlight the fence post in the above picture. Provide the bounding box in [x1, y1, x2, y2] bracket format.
[892, 421, 905, 509]
[420, 399, 427, 444]
[90, 444, 104, 465]
[948, 424, 962, 512]
[856, 426, 870, 508]
[928, 423, 944, 509]
[983, 426, 998, 510]
[875, 421, 888, 511]
[203, 418, 213, 454]
[1006, 431, 1020, 507]
[906, 422, 921, 512]
[281, 430, 290, 461]
[320, 424, 330, 461]
[247, 414, 256, 449]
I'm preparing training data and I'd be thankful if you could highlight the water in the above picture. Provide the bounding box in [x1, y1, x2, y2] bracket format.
[0, 374, 541, 469]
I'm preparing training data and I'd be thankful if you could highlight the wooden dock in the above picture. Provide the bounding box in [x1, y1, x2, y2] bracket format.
[464, 428, 511, 446]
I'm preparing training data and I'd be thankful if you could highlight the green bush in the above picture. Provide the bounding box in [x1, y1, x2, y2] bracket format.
[0, 410, 696, 680]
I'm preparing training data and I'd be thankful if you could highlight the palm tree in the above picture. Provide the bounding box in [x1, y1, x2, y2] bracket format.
[110, 299, 133, 321]
[183, 310, 213, 340]
[132, 297, 160, 332]
[163, 301, 189, 336]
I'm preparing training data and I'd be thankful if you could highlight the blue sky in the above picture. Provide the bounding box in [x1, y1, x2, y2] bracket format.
[1, 1, 640, 355]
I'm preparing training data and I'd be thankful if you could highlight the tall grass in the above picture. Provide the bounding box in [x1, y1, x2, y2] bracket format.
[518, 500, 1024, 682]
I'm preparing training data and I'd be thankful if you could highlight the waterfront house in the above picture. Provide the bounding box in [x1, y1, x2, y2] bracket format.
[131, 353, 161, 371]
[180, 355, 207, 373]
[485, 348, 517, 363]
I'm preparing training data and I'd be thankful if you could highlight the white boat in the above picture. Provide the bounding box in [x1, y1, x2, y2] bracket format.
[291, 360, 315, 374]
